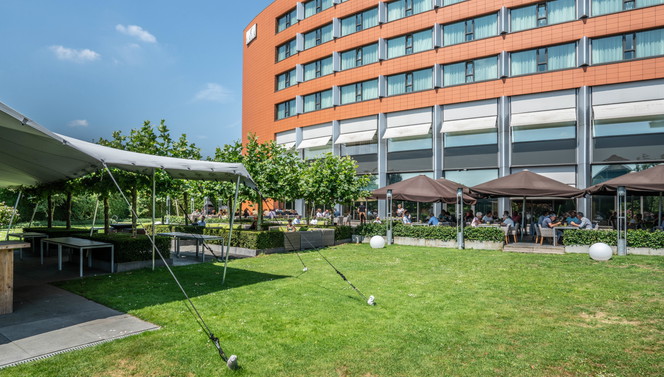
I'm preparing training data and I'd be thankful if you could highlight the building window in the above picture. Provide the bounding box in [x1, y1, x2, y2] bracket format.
[304, 0, 333, 18]
[387, 29, 432, 59]
[277, 8, 297, 33]
[340, 43, 379, 70]
[387, 0, 433, 22]
[593, 116, 664, 162]
[303, 56, 333, 81]
[512, 43, 577, 76]
[341, 8, 378, 37]
[444, 56, 498, 86]
[304, 24, 333, 50]
[592, 28, 664, 64]
[591, 0, 663, 17]
[387, 135, 432, 152]
[443, 14, 498, 46]
[340, 79, 379, 104]
[512, 122, 577, 165]
[276, 39, 297, 62]
[510, 0, 576, 33]
[444, 130, 497, 147]
[303, 89, 333, 112]
[387, 68, 433, 96]
[276, 99, 296, 120]
[276, 68, 297, 91]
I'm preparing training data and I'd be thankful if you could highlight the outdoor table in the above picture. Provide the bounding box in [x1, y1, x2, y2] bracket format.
[157, 232, 224, 262]
[41, 237, 114, 277]
[477, 224, 501, 227]
[7, 232, 47, 260]
[1, 241, 29, 314]
[552, 226, 578, 247]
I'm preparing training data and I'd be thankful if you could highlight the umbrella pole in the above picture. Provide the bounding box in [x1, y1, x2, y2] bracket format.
[521, 197, 526, 241]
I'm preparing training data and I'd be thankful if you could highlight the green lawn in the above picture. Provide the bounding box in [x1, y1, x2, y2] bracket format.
[3, 244, 663, 376]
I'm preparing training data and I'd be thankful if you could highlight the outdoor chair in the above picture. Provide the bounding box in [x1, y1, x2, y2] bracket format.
[502, 225, 517, 243]
[533, 223, 542, 243]
[538, 224, 555, 245]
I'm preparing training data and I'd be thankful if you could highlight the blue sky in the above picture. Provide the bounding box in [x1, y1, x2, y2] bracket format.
[0, 0, 273, 158]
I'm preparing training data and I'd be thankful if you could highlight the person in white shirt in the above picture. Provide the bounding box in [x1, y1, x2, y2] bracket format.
[501, 215, 515, 227]
[572, 212, 593, 229]
[471, 212, 482, 227]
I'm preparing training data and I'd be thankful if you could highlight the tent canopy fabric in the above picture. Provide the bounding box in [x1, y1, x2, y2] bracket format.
[583, 164, 664, 196]
[470, 170, 581, 198]
[371, 175, 476, 204]
[0, 101, 255, 189]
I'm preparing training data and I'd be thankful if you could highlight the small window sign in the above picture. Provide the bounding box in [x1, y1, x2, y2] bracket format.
[246, 24, 257, 45]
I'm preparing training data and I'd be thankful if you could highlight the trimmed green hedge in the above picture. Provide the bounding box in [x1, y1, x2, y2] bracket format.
[81, 233, 171, 263]
[305, 225, 353, 240]
[203, 228, 285, 250]
[563, 229, 664, 248]
[354, 223, 504, 242]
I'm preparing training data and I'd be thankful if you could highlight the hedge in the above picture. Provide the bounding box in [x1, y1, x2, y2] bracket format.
[354, 223, 504, 242]
[563, 229, 664, 248]
[203, 228, 285, 250]
[24, 227, 93, 238]
[81, 233, 171, 263]
[304, 225, 353, 240]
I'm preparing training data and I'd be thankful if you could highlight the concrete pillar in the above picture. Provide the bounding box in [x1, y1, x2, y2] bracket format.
[432, 105, 443, 216]
[497, 96, 510, 215]
[577, 86, 592, 217]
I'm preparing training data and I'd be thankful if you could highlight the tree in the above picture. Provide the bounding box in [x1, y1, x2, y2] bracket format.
[212, 134, 304, 225]
[300, 153, 371, 220]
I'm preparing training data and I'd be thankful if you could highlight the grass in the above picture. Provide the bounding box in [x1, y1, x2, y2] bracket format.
[2, 244, 664, 376]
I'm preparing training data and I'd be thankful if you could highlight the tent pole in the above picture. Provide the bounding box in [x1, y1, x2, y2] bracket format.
[5, 191, 21, 240]
[90, 199, 99, 237]
[521, 197, 526, 240]
[222, 176, 241, 285]
[152, 169, 156, 271]
[457, 188, 464, 249]
[28, 201, 40, 228]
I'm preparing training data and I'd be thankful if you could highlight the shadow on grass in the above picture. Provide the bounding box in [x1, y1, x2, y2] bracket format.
[54, 263, 291, 312]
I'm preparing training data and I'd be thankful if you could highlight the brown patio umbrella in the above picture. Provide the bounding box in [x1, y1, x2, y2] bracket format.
[469, 170, 582, 198]
[584, 164, 664, 196]
[371, 175, 476, 204]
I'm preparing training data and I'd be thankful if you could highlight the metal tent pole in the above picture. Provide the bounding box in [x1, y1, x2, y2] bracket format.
[521, 196, 526, 240]
[28, 201, 40, 228]
[617, 186, 627, 256]
[222, 176, 241, 285]
[90, 199, 99, 237]
[457, 188, 464, 249]
[5, 191, 22, 240]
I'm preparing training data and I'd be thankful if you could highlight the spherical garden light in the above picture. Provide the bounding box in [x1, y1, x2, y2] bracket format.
[589, 242, 613, 261]
[370, 235, 385, 249]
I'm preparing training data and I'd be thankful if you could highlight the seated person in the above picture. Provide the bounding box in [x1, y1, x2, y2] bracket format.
[402, 211, 412, 224]
[286, 219, 297, 232]
[471, 212, 483, 227]
[248, 220, 258, 230]
[566, 211, 580, 226]
[293, 215, 301, 225]
[197, 215, 206, 226]
[482, 211, 495, 224]
[500, 214, 514, 227]
[542, 213, 563, 242]
[427, 215, 439, 226]
[373, 216, 382, 224]
[629, 214, 644, 229]
[571, 212, 593, 229]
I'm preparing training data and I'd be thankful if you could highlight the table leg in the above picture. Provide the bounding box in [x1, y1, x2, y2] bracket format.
[88, 249, 92, 268]
[195, 241, 199, 257]
[553, 230, 557, 247]
[201, 241, 205, 262]
[111, 245, 114, 273]
[58, 245, 63, 271]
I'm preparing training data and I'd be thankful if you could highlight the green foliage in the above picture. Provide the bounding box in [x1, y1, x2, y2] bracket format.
[83, 233, 171, 263]
[463, 227, 505, 242]
[354, 222, 387, 237]
[305, 224, 353, 240]
[392, 223, 458, 240]
[355, 223, 504, 242]
[23, 227, 93, 238]
[203, 228, 284, 250]
[562, 229, 664, 248]
[300, 153, 371, 210]
[0, 201, 18, 226]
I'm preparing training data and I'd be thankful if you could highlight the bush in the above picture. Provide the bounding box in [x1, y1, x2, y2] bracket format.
[463, 227, 504, 243]
[24, 227, 94, 238]
[354, 223, 504, 243]
[562, 229, 664, 248]
[354, 223, 387, 237]
[0, 202, 18, 226]
[81, 233, 171, 263]
[392, 223, 457, 240]
[203, 228, 284, 250]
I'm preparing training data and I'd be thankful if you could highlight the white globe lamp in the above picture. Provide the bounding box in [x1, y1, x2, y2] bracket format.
[370, 235, 386, 249]
[589, 242, 613, 261]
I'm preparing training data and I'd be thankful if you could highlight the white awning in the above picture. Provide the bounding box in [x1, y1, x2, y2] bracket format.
[383, 123, 431, 139]
[441, 116, 497, 133]
[593, 99, 664, 121]
[335, 130, 376, 144]
[279, 141, 296, 149]
[511, 108, 576, 127]
[297, 135, 331, 149]
[0, 101, 256, 188]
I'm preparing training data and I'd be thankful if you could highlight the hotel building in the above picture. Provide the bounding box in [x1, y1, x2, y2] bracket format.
[243, 0, 664, 219]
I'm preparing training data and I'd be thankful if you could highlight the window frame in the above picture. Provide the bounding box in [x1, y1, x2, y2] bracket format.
[537, 3, 548, 27]
[465, 61, 475, 82]
[465, 19, 475, 41]
[623, 33, 636, 60]
[537, 47, 548, 71]
[405, 72, 414, 93]
[623, 0, 635, 10]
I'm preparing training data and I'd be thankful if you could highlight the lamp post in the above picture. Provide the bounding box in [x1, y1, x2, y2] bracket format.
[617, 186, 627, 256]
[457, 188, 465, 249]
[386, 189, 393, 245]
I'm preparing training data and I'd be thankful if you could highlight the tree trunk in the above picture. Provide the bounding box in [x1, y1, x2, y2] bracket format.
[47, 194, 53, 228]
[183, 192, 190, 224]
[131, 187, 138, 237]
[65, 191, 73, 229]
[104, 196, 110, 234]
[257, 193, 263, 229]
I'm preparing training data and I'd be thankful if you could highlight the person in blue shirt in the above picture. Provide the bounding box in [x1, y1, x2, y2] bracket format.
[427, 215, 439, 226]
[197, 216, 206, 226]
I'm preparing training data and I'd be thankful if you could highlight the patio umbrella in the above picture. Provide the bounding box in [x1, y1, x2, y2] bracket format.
[470, 170, 582, 240]
[583, 164, 664, 196]
[371, 175, 476, 204]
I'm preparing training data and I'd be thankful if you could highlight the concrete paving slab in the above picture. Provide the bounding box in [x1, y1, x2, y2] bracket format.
[0, 252, 159, 369]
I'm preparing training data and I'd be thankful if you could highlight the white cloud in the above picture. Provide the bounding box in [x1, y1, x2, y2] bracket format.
[68, 119, 89, 128]
[50, 45, 100, 63]
[193, 83, 233, 104]
[115, 24, 157, 43]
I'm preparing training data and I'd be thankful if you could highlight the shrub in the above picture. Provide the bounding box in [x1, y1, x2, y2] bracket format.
[562, 229, 664, 248]
[0, 202, 18, 226]
[203, 228, 284, 250]
[24, 227, 93, 238]
[393, 223, 457, 241]
[354, 223, 387, 237]
[81, 233, 171, 263]
[463, 227, 504, 243]
[354, 223, 503, 243]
